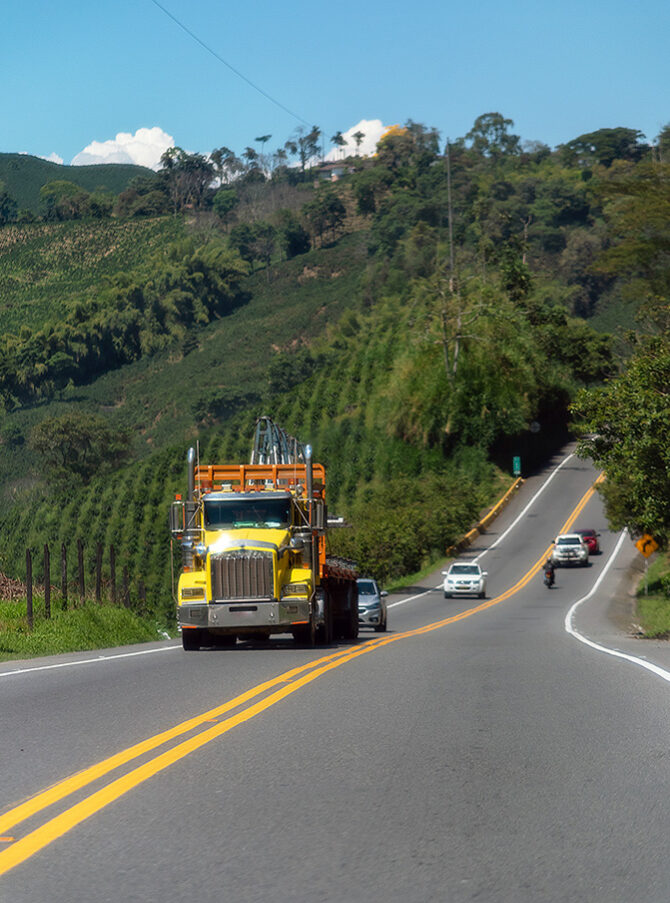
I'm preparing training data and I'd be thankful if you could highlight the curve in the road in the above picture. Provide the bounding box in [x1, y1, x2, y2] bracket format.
[0, 476, 603, 877]
[565, 530, 670, 685]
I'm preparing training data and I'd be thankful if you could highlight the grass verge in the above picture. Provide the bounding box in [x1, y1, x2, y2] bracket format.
[0, 596, 171, 662]
[636, 553, 670, 638]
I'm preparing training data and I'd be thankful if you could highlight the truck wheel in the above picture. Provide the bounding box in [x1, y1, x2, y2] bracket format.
[214, 634, 236, 648]
[292, 621, 315, 646]
[316, 590, 333, 645]
[181, 629, 201, 651]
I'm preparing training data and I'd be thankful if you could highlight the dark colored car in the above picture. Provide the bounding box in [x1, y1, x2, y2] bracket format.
[574, 528, 600, 554]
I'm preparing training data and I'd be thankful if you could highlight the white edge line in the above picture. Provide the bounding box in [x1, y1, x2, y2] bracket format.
[0, 454, 583, 666]
[0, 643, 181, 679]
[564, 532, 670, 684]
[390, 452, 575, 608]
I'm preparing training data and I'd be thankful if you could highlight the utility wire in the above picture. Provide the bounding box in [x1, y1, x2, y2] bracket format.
[148, 0, 311, 128]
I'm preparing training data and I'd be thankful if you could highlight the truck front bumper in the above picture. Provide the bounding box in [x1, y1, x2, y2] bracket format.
[178, 599, 311, 635]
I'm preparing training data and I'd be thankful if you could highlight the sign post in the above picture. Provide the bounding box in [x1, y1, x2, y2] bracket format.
[635, 534, 659, 595]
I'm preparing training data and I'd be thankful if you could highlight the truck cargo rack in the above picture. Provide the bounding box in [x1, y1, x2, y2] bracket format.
[194, 463, 325, 497]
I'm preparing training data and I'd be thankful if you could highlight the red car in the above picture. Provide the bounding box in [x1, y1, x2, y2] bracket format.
[574, 529, 600, 554]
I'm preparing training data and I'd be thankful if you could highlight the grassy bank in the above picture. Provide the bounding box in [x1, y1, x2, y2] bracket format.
[636, 553, 670, 638]
[0, 595, 171, 662]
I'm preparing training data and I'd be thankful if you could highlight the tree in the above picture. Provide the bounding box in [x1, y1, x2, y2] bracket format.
[29, 413, 132, 487]
[657, 123, 670, 163]
[210, 146, 242, 185]
[330, 131, 347, 157]
[271, 146, 288, 174]
[352, 131, 365, 155]
[465, 113, 521, 161]
[227, 223, 256, 264]
[242, 146, 259, 168]
[595, 161, 670, 332]
[303, 188, 346, 244]
[376, 128, 414, 170]
[353, 167, 393, 215]
[39, 181, 91, 221]
[277, 210, 311, 258]
[159, 148, 215, 212]
[573, 337, 670, 545]
[559, 127, 649, 168]
[255, 134, 272, 170]
[250, 222, 277, 280]
[88, 190, 114, 219]
[0, 182, 18, 226]
[212, 187, 239, 229]
[291, 125, 322, 175]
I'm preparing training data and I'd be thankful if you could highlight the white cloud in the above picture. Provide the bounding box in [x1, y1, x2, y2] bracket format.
[71, 127, 175, 170]
[324, 119, 389, 160]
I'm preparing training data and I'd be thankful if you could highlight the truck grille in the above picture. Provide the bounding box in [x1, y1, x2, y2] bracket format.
[210, 551, 274, 601]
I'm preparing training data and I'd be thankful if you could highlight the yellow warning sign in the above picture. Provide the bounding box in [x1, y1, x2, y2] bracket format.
[635, 534, 659, 558]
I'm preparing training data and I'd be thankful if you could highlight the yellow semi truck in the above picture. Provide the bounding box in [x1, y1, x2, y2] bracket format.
[169, 419, 358, 650]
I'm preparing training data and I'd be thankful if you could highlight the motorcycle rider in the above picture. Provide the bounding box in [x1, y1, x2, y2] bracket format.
[543, 558, 555, 587]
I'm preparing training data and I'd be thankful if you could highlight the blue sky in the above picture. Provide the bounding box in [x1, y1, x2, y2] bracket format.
[2, 0, 669, 169]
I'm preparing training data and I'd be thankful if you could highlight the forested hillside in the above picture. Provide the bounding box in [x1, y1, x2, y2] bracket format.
[0, 113, 667, 625]
[0, 153, 149, 214]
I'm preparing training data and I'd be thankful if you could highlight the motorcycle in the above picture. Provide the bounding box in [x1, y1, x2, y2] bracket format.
[543, 565, 555, 588]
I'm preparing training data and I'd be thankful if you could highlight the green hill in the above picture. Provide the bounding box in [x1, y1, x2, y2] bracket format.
[0, 153, 151, 213]
[0, 115, 658, 627]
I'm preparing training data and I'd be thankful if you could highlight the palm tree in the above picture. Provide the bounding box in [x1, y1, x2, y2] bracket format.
[330, 131, 347, 158]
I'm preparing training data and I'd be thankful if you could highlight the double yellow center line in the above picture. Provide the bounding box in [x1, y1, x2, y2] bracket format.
[0, 478, 600, 876]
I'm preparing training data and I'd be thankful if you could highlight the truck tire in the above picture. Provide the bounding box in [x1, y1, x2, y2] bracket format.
[181, 628, 202, 651]
[214, 633, 236, 648]
[316, 589, 333, 645]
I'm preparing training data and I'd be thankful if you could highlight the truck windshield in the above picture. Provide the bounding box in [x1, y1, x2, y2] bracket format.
[204, 497, 292, 529]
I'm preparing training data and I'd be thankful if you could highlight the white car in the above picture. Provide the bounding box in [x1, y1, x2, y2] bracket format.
[550, 533, 589, 567]
[442, 562, 487, 599]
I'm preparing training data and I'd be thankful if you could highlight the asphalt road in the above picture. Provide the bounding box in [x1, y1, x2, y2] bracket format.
[2, 447, 670, 902]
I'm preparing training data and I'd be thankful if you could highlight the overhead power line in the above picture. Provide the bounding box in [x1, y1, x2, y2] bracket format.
[148, 0, 311, 128]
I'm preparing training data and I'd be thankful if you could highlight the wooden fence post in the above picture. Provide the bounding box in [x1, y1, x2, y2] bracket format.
[61, 542, 67, 610]
[43, 544, 50, 620]
[26, 548, 33, 630]
[122, 567, 130, 608]
[110, 545, 116, 605]
[77, 538, 85, 605]
[95, 542, 102, 603]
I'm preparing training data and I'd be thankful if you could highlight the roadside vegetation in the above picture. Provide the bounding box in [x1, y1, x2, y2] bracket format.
[635, 556, 670, 639]
[0, 113, 668, 653]
[0, 595, 167, 661]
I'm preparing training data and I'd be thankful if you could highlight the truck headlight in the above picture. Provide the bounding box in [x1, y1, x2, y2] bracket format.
[181, 586, 205, 600]
[282, 583, 309, 597]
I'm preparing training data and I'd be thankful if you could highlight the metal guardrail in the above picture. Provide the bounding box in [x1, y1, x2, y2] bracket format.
[445, 478, 523, 557]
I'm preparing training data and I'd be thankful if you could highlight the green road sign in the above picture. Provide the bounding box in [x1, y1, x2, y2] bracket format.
[513, 456, 521, 477]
